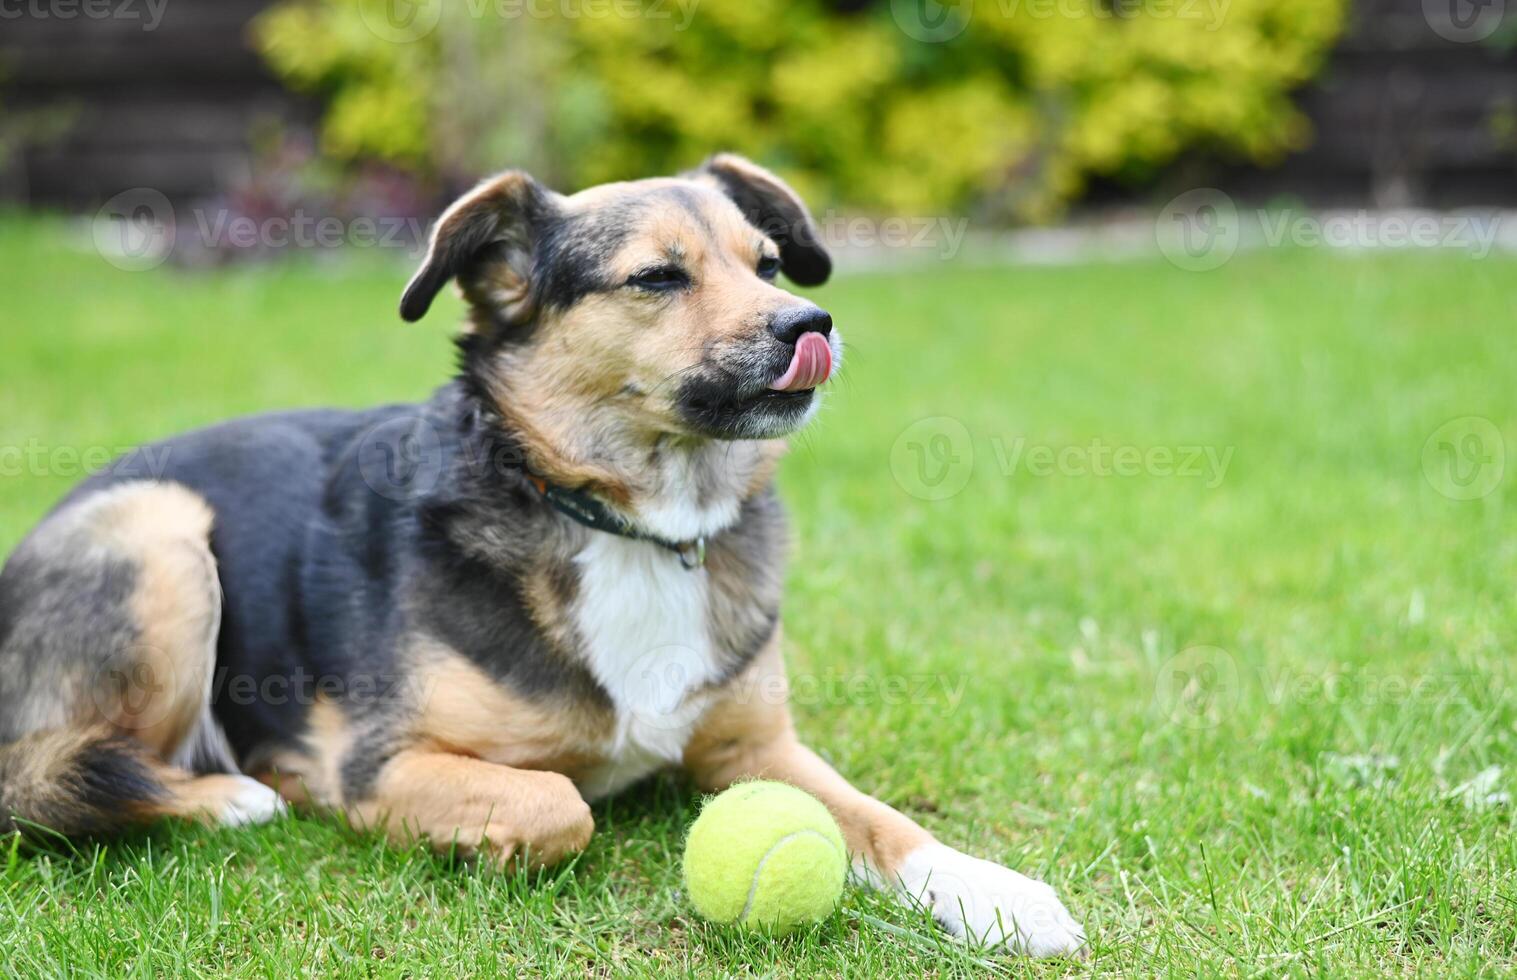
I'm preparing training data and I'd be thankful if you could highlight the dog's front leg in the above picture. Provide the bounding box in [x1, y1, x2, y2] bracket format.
[347, 748, 595, 869]
[683, 638, 1086, 958]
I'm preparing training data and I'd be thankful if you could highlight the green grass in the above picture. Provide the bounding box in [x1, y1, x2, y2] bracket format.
[2, 214, 1516, 976]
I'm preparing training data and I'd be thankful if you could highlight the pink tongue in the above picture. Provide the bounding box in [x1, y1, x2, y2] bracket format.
[768, 332, 833, 392]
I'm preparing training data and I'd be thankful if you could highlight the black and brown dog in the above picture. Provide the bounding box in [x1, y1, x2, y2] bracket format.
[0, 155, 1084, 956]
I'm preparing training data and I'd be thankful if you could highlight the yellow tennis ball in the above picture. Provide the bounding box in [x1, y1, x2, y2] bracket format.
[682, 781, 847, 934]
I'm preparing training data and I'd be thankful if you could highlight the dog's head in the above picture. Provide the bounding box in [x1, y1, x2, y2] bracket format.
[401, 154, 837, 443]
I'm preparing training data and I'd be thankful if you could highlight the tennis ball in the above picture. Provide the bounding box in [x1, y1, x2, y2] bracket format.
[682, 781, 847, 934]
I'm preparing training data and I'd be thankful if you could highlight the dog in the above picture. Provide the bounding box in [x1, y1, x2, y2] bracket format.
[0, 155, 1084, 957]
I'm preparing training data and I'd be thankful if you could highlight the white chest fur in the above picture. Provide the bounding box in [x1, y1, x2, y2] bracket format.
[571, 534, 726, 800]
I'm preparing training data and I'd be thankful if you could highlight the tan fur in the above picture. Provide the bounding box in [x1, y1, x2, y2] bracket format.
[87, 480, 215, 547]
[63, 483, 221, 757]
[409, 646, 611, 778]
[348, 749, 594, 868]
[479, 184, 810, 517]
[521, 563, 585, 656]
[254, 698, 354, 807]
[0, 482, 285, 837]
[742, 441, 789, 500]
[115, 486, 219, 755]
[426, 172, 540, 332]
[274, 645, 607, 864]
[682, 633, 934, 883]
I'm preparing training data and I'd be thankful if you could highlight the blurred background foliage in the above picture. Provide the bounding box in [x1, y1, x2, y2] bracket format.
[253, 0, 1347, 219]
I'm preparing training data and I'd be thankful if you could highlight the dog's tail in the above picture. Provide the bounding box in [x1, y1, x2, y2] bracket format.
[0, 727, 167, 840]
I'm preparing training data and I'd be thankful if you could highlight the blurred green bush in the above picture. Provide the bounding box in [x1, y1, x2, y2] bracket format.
[253, 0, 1345, 217]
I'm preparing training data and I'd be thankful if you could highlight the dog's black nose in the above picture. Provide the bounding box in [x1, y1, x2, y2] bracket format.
[768, 306, 833, 345]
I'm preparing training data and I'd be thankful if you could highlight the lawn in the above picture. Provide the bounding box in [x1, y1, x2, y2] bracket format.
[2, 214, 1515, 976]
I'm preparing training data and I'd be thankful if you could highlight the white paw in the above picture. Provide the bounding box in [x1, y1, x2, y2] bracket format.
[219, 776, 288, 827]
[895, 843, 1087, 958]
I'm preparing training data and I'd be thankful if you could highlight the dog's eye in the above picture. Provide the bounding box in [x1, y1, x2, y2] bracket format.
[627, 266, 690, 291]
[756, 255, 782, 281]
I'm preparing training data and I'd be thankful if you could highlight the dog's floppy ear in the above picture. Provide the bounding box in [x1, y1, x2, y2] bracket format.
[400, 171, 551, 323]
[694, 153, 831, 287]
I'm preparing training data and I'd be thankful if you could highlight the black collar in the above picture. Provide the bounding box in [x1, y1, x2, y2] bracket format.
[528, 476, 707, 570]
[460, 400, 709, 570]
